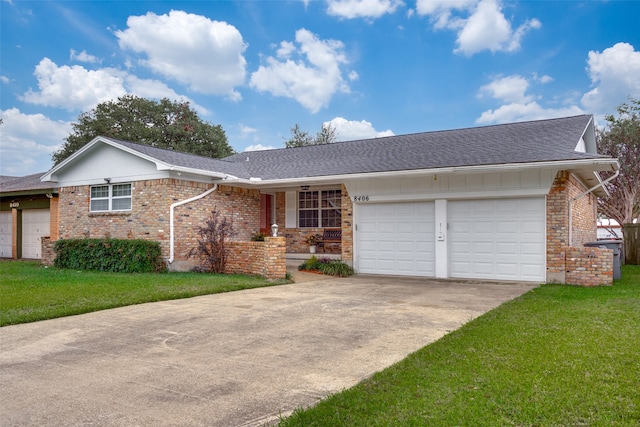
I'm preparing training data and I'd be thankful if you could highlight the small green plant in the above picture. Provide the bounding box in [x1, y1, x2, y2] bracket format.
[305, 233, 322, 245]
[251, 231, 266, 241]
[298, 256, 354, 277]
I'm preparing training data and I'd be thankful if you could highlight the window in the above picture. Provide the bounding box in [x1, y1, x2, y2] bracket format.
[298, 190, 341, 228]
[90, 183, 132, 212]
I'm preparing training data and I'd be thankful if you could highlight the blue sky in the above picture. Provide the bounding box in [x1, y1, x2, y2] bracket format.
[1, 0, 639, 176]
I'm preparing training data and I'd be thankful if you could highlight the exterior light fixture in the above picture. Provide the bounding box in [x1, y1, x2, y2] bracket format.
[104, 178, 111, 183]
[300, 185, 310, 191]
[271, 223, 278, 237]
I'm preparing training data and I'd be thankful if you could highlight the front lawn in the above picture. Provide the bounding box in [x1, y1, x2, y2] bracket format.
[279, 265, 640, 426]
[0, 261, 287, 326]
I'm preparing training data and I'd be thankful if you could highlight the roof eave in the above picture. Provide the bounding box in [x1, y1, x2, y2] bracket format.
[242, 158, 620, 188]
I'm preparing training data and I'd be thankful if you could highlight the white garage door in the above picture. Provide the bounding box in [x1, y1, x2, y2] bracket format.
[358, 202, 435, 276]
[22, 209, 50, 259]
[0, 211, 11, 258]
[449, 198, 545, 281]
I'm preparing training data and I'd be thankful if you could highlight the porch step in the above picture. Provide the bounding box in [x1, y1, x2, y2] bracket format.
[286, 252, 342, 266]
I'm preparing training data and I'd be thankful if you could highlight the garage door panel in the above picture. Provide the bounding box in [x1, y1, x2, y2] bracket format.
[358, 202, 435, 276]
[449, 198, 545, 281]
[22, 209, 50, 259]
[0, 212, 11, 258]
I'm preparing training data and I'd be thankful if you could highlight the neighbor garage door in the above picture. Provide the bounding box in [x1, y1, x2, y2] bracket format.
[0, 211, 11, 258]
[22, 209, 50, 259]
[358, 202, 435, 276]
[449, 198, 545, 282]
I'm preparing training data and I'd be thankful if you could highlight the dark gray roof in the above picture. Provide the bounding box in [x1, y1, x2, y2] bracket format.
[223, 115, 607, 180]
[1, 172, 55, 194]
[101, 115, 608, 181]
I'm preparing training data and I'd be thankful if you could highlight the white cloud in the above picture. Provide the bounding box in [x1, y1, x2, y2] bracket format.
[478, 75, 533, 103]
[21, 58, 127, 111]
[0, 108, 71, 175]
[244, 144, 276, 151]
[325, 117, 394, 141]
[476, 102, 584, 125]
[0, 76, 10, 84]
[115, 10, 247, 100]
[20, 58, 207, 114]
[249, 29, 353, 113]
[70, 49, 100, 64]
[416, 0, 540, 56]
[581, 42, 640, 116]
[326, 0, 404, 19]
[476, 74, 583, 124]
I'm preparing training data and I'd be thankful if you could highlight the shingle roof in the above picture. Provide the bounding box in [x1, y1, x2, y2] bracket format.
[222, 115, 606, 180]
[70, 115, 608, 183]
[1, 172, 55, 193]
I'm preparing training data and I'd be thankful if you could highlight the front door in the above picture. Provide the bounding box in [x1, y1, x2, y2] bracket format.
[260, 194, 274, 234]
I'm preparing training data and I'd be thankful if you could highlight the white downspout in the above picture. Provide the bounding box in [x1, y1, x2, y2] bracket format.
[168, 184, 218, 264]
[568, 170, 619, 246]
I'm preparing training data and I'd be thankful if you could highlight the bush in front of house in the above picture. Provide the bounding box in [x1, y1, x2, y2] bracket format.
[54, 238, 166, 273]
[298, 256, 355, 277]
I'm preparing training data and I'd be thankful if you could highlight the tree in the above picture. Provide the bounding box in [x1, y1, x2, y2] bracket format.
[285, 123, 337, 148]
[53, 95, 234, 164]
[597, 97, 640, 234]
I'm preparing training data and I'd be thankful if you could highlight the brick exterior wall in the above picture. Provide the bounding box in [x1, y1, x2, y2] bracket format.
[225, 237, 286, 279]
[341, 184, 353, 264]
[565, 246, 613, 286]
[57, 178, 260, 265]
[41, 236, 55, 266]
[547, 171, 611, 285]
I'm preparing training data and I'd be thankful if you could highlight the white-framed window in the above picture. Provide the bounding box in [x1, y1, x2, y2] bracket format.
[90, 183, 132, 212]
[298, 189, 341, 228]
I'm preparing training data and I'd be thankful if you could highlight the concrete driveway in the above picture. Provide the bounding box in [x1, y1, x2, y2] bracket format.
[0, 273, 536, 427]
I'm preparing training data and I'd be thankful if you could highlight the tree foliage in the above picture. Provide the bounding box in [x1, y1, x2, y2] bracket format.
[597, 97, 640, 228]
[53, 95, 234, 164]
[285, 123, 337, 148]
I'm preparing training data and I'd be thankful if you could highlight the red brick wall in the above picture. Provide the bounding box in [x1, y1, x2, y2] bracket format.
[547, 171, 609, 285]
[565, 246, 613, 286]
[225, 237, 286, 279]
[57, 179, 260, 262]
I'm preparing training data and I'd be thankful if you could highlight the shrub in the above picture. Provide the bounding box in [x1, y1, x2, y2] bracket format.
[250, 232, 266, 241]
[54, 238, 165, 273]
[298, 256, 354, 277]
[188, 209, 237, 273]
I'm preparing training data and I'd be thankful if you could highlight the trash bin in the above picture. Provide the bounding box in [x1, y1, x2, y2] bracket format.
[584, 239, 623, 280]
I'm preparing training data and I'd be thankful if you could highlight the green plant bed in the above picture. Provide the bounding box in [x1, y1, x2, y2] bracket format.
[279, 265, 640, 426]
[298, 256, 354, 277]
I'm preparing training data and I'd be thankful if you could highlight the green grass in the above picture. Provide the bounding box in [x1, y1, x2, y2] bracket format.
[0, 260, 287, 326]
[279, 265, 640, 427]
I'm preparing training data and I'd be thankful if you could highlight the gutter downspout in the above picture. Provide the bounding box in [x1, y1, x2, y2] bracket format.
[168, 184, 218, 264]
[568, 170, 619, 246]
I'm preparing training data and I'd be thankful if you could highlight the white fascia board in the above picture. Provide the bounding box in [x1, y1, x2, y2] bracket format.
[242, 158, 620, 188]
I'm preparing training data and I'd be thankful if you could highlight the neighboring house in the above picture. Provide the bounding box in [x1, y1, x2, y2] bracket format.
[0, 173, 58, 259]
[40, 115, 619, 285]
[597, 218, 623, 240]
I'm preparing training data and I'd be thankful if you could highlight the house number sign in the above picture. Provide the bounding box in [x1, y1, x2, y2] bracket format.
[10, 202, 20, 208]
[352, 195, 370, 202]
